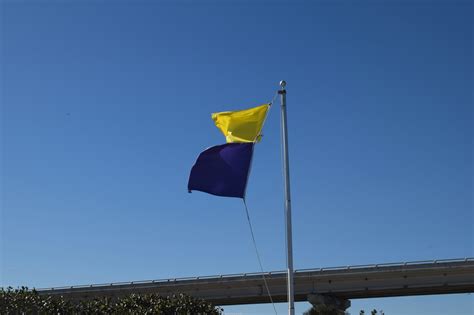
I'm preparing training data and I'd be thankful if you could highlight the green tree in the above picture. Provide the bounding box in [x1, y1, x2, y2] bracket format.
[303, 305, 348, 315]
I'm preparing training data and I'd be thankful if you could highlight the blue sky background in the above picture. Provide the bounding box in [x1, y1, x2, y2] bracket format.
[1, 1, 472, 314]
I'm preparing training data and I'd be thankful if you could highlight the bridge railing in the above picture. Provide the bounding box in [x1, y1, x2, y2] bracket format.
[295, 257, 473, 273]
[36, 257, 474, 292]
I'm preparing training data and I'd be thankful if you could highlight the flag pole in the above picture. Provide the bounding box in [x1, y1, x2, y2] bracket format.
[279, 80, 295, 315]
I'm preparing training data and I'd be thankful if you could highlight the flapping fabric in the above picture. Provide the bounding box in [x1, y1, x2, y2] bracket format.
[188, 143, 254, 198]
[211, 104, 270, 143]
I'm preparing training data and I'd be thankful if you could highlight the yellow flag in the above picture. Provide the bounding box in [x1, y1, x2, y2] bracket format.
[212, 104, 270, 143]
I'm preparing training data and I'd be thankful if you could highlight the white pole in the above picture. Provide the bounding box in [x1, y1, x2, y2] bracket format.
[279, 80, 295, 315]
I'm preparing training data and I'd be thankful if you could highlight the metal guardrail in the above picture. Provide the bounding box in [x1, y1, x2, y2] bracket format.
[36, 257, 474, 292]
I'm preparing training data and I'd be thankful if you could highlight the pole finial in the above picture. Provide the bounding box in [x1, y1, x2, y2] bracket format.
[280, 80, 286, 89]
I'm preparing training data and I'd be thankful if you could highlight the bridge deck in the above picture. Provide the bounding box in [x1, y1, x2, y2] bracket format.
[37, 258, 474, 306]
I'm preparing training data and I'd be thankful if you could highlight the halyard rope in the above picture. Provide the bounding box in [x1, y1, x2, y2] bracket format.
[242, 198, 278, 315]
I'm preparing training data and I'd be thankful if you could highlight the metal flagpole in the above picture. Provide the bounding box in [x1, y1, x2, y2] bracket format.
[279, 80, 295, 315]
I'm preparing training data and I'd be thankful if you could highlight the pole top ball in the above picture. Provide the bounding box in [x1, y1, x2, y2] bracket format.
[280, 80, 286, 89]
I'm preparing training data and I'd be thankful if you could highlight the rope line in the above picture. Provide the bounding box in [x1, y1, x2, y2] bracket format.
[242, 92, 276, 197]
[242, 199, 278, 315]
[269, 91, 279, 106]
[240, 90, 280, 313]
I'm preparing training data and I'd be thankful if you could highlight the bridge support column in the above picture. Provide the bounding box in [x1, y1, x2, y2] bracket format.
[307, 294, 351, 314]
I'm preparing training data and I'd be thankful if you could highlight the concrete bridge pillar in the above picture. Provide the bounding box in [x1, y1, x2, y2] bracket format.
[307, 293, 351, 314]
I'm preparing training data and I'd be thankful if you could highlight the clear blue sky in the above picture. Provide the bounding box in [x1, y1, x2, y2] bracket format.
[1, 1, 472, 314]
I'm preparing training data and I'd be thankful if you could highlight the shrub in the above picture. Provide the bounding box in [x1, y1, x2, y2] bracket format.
[0, 287, 223, 314]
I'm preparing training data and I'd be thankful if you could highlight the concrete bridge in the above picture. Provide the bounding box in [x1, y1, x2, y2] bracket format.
[38, 258, 474, 309]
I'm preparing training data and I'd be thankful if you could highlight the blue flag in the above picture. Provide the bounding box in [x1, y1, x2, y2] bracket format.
[188, 143, 254, 198]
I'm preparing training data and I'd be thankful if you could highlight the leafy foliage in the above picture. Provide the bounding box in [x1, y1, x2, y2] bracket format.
[304, 305, 386, 315]
[0, 287, 223, 314]
[360, 310, 385, 315]
[303, 304, 349, 315]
